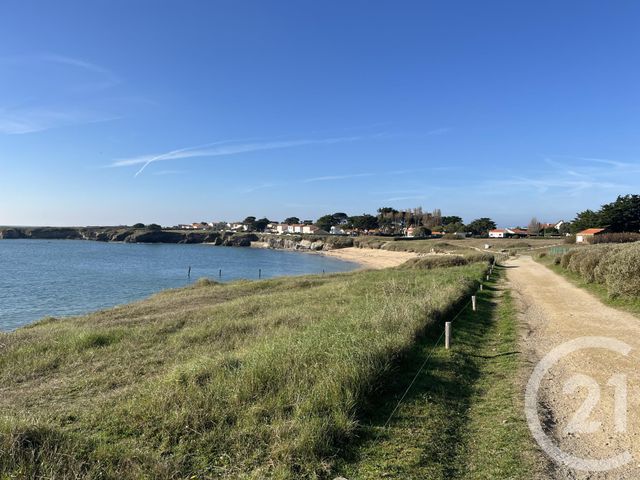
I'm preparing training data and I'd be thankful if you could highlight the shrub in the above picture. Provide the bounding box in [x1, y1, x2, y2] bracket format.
[575, 246, 614, 283]
[400, 256, 468, 269]
[591, 233, 640, 244]
[553, 256, 561, 265]
[558, 243, 640, 298]
[560, 249, 577, 268]
[600, 243, 640, 298]
[538, 252, 547, 258]
[464, 252, 495, 264]
[565, 235, 576, 244]
[192, 278, 219, 287]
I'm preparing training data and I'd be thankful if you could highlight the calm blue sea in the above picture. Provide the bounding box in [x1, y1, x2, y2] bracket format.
[0, 239, 357, 331]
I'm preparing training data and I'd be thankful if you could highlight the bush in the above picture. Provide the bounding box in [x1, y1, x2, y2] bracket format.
[464, 252, 495, 264]
[573, 246, 614, 283]
[538, 252, 547, 258]
[558, 243, 640, 298]
[591, 233, 640, 244]
[565, 235, 576, 244]
[560, 249, 577, 268]
[553, 256, 561, 265]
[400, 256, 468, 269]
[600, 243, 640, 298]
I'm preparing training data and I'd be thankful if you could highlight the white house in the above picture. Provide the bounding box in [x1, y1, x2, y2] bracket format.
[489, 229, 507, 238]
[227, 222, 249, 232]
[330, 226, 346, 235]
[302, 225, 321, 234]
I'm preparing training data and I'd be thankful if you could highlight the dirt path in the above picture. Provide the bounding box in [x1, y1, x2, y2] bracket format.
[506, 256, 640, 479]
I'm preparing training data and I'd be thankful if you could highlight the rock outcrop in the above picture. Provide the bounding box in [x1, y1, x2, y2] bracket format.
[257, 234, 353, 251]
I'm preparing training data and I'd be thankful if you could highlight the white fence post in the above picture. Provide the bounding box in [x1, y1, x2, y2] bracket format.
[445, 322, 452, 349]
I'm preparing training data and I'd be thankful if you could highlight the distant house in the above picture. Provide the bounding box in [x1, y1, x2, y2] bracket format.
[330, 226, 346, 235]
[504, 228, 528, 237]
[405, 226, 416, 238]
[227, 222, 249, 232]
[576, 228, 606, 244]
[302, 225, 321, 234]
[489, 228, 528, 238]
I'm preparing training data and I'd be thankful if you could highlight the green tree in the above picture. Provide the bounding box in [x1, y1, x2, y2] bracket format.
[332, 212, 349, 224]
[376, 207, 399, 234]
[243, 216, 257, 231]
[348, 214, 379, 231]
[413, 226, 432, 237]
[132, 223, 145, 229]
[465, 218, 496, 236]
[559, 222, 572, 235]
[571, 209, 602, 233]
[254, 218, 270, 232]
[284, 217, 300, 225]
[147, 223, 162, 231]
[442, 215, 463, 226]
[316, 215, 337, 232]
[443, 221, 465, 233]
[598, 194, 640, 232]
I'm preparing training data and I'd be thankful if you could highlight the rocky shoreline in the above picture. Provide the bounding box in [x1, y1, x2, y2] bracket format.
[0, 227, 362, 250]
[0, 226, 258, 247]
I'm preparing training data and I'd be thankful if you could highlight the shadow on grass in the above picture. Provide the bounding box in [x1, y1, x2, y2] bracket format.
[334, 266, 504, 479]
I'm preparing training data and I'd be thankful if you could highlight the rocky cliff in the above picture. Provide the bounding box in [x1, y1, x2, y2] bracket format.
[256, 234, 354, 251]
[0, 227, 258, 246]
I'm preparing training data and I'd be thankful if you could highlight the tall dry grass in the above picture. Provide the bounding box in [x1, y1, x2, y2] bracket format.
[0, 263, 487, 479]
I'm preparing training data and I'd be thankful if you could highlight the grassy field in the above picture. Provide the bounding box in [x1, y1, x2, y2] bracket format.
[0, 263, 489, 479]
[376, 237, 562, 255]
[334, 266, 543, 479]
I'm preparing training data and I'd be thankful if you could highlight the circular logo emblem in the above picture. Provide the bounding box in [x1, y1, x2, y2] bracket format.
[525, 336, 633, 472]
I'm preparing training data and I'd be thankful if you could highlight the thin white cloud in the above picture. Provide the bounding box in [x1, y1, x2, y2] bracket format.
[302, 173, 375, 183]
[0, 54, 123, 134]
[111, 135, 365, 177]
[0, 107, 119, 134]
[40, 54, 120, 87]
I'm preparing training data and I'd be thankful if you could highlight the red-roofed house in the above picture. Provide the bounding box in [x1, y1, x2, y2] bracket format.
[489, 229, 508, 238]
[576, 228, 606, 244]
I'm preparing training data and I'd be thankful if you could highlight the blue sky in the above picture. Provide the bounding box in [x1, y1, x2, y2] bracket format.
[1, 1, 638, 227]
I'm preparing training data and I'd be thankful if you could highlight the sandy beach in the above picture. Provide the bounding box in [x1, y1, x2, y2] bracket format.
[321, 247, 418, 269]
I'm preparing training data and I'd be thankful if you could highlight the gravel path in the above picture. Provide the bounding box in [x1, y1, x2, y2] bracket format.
[507, 256, 640, 479]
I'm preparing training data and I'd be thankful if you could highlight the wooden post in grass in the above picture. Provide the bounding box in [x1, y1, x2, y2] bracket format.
[445, 322, 452, 349]
[472, 295, 477, 311]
